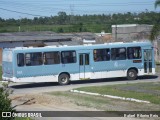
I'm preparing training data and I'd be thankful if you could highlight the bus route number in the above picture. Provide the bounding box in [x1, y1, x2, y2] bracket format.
[17, 71, 23, 74]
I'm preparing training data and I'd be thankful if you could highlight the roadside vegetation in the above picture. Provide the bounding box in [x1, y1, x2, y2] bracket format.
[156, 61, 160, 65]
[75, 82, 160, 104]
[0, 83, 32, 120]
[0, 83, 15, 120]
[0, 66, 2, 80]
[0, 11, 160, 33]
[15, 118, 32, 120]
[49, 91, 112, 110]
[0, 24, 108, 33]
[156, 61, 160, 73]
[156, 66, 160, 73]
[150, 0, 160, 41]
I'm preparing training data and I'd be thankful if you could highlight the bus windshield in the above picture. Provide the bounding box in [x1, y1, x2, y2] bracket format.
[2, 50, 13, 62]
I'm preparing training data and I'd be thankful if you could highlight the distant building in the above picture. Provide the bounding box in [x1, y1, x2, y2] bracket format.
[83, 39, 96, 44]
[95, 32, 112, 43]
[112, 24, 153, 42]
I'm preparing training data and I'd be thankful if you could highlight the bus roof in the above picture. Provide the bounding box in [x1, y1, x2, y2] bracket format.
[4, 41, 152, 52]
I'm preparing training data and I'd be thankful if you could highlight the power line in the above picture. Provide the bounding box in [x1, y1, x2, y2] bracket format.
[0, 6, 158, 16]
[0, 7, 48, 17]
[0, 0, 156, 8]
[0, 0, 158, 19]
[0, 1, 155, 10]
[0, 6, 153, 18]
[0, 0, 155, 5]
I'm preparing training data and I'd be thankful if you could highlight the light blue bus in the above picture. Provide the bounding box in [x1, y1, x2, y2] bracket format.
[2, 41, 155, 85]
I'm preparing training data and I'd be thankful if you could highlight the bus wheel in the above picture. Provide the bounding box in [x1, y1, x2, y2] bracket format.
[127, 69, 137, 80]
[58, 73, 70, 85]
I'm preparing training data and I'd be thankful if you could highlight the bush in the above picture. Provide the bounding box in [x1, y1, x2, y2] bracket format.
[0, 66, 2, 80]
[0, 83, 15, 120]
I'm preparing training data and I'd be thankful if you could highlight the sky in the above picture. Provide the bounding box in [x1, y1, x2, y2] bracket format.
[0, 0, 159, 19]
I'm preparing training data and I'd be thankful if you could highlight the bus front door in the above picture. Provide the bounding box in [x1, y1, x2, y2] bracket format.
[144, 49, 152, 74]
[79, 53, 91, 80]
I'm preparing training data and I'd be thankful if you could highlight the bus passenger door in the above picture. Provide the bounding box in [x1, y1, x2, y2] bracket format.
[144, 49, 152, 74]
[79, 53, 91, 80]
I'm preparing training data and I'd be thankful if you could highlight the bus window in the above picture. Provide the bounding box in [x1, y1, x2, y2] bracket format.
[17, 53, 24, 67]
[61, 51, 76, 64]
[25, 52, 42, 66]
[2, 50, 12, 62]
[127, 47, 141, 59]
[85, 54, 89, 65]
[43, 52, 60, 65]
[79, 54, 83, 65]
[111, 48, 126, 60]
[93, 48, 110, 62]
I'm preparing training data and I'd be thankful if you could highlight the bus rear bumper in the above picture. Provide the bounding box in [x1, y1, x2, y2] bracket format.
[138, 68, 156, 76]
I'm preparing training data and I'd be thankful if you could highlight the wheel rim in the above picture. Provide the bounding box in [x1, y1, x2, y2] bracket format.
[129, 71, 135, 78]
[61, 77, 68, 83]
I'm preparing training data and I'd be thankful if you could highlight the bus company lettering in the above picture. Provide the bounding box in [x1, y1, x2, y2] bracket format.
[114, 62, 125, 68]
[17, 71, 23, 74]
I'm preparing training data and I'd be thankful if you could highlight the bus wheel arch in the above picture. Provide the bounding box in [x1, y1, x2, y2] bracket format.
[127, 68, 138, 80]
[58, 72, 70, 85]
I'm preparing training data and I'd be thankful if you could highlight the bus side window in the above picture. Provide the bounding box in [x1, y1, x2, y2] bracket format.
[127, 47, 141, 59]
[43, 52, 60, 65]
[94, 48, 110, 62]
[25, 52, 42, 66]
[17, 53, 24, 67]
[85, 54, 89, 65]
[111, 48, 116, 60]
[111, 48, 126, 60]
[61, 51, 76, 64]
[25, 53, 31, 66]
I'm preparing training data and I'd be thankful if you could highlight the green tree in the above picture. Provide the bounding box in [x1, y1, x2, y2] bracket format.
[57, 28, 64, 33]
[150, 0, 160, 41]
[155, 0, 160, 8]
[57, 11, 67, 24]
[150, 24, 160, 40]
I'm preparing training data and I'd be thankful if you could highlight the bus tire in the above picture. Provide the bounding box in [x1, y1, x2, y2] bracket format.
[127, 69, 137, 80]
[58, 73, 70, 85]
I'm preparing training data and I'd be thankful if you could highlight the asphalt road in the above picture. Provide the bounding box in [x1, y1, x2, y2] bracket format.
[1, 75, 159, 95]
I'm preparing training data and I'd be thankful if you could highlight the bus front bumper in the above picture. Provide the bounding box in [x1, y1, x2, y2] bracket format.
[2, 76, 15, 82]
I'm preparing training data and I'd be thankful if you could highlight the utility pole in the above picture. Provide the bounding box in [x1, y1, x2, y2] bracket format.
[70, 4, 74, 24]
[19, 16, 21, 32]
[115, 24, 117, 41]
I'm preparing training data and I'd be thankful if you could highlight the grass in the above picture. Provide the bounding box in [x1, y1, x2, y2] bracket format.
[49, 91, 110, 109]
[0, 25, 72, 33]
[75, 82, 160, 104]
[156, 61, 160, 73]
[48, 82, 160, 111]
[15, 117, 32, 120]
[0, 24, 110, 33]
[156, 61, 160, 65]
[156, 65, 160, 73]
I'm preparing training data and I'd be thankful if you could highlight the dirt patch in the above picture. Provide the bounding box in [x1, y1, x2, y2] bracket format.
[10, 93, 97, 111]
